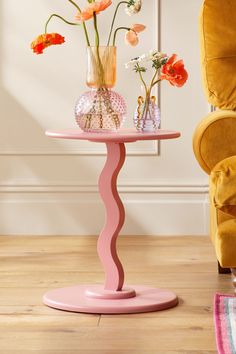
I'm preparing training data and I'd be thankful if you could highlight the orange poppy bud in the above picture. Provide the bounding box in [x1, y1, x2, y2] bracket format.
[31, 33, 65, 55]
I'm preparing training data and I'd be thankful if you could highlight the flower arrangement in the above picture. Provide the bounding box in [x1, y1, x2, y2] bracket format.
[31, 0, 146, 54]
[30, 0, 148, 132]
[30, 1, 188, 133]
[126, 50, 188, 131]
[126, 50, 188, 95]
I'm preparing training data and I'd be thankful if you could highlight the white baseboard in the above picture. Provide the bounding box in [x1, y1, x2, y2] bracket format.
[0, 183, 209, 236]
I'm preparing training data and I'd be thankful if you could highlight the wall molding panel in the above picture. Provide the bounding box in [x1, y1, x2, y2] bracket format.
[0, 182, 208, 194]
[0, 188, 209, 236]
[0, 140, 160, 157]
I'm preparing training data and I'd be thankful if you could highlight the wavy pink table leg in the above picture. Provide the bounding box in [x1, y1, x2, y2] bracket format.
[86, 142, 136, 300]
[43, 142, 178, 314]
[98, 142, 125, 291]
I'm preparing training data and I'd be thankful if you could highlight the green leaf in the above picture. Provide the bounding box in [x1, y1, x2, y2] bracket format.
[134, 65, 147, 73]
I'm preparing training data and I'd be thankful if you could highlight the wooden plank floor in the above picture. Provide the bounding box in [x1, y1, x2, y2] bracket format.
[0, 235, 233, 354]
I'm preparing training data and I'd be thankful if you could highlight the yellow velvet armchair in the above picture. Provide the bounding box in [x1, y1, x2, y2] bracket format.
[193, 0, 236, 289]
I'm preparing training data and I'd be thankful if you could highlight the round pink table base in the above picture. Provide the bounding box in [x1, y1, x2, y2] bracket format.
[85, 285, 136, 299]
[43, 285, 178, 314]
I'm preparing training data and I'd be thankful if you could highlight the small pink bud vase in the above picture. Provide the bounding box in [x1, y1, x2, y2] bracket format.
[134, 95, 160, 132]
[75, 46, 127, 133]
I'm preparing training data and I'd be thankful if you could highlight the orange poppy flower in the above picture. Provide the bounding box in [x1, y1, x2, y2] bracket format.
[160, 54, 188, 87]
[125, 24, 146, 46]
[31, 33, 65, 54]
[75, 0, 112, 22]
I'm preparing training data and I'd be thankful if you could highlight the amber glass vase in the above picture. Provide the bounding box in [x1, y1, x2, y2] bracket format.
[75, 46, 127, 132]
[86, 46, 116, 89]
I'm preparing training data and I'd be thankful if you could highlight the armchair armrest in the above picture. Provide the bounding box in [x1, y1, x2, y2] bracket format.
[193, 110, 236, 174]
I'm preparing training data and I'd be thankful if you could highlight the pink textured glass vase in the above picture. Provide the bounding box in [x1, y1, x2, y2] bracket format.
[134, 95, 161, 132]
[75, 46, 127, 132]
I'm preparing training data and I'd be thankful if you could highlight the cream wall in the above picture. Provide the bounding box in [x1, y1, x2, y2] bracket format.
[0, 0, 209, 235]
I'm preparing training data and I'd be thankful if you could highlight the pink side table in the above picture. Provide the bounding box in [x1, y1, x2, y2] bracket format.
[44, 129, 180, 314]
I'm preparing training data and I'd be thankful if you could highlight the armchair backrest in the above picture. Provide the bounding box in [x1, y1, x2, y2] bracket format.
[200, 0, 236, 111]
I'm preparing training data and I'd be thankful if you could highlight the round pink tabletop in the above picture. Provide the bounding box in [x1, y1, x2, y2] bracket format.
[45, 129, 181, 143]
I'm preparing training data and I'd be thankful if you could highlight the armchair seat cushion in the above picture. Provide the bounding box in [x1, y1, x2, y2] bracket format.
[211, 156, 236, 217]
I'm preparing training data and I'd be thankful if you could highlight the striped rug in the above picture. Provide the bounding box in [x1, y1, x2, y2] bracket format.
[214, 294, 236, 354]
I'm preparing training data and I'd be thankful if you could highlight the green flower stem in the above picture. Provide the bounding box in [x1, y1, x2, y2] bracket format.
[135, 64, 161, 122]
[145, 74, 161, 120]
[136, 65, 150, 120]
[151, 79, 161, 87]
[136, 63, 148, 96]
[93, 14, 106, 87]
[68, 0, 82, 12]
[93, 13, 100, 46]
[68, 0, 90, 46]
[150, 69, 159, 89]
[107, 1, 129, 46]
[45, 14, 79, 33]
[112, 26, 132, 46]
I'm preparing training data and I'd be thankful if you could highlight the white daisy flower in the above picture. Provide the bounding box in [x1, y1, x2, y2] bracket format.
[125, 56, 142, 69]
[139, 53, 148, 61]
[125, 0, 142, 16]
